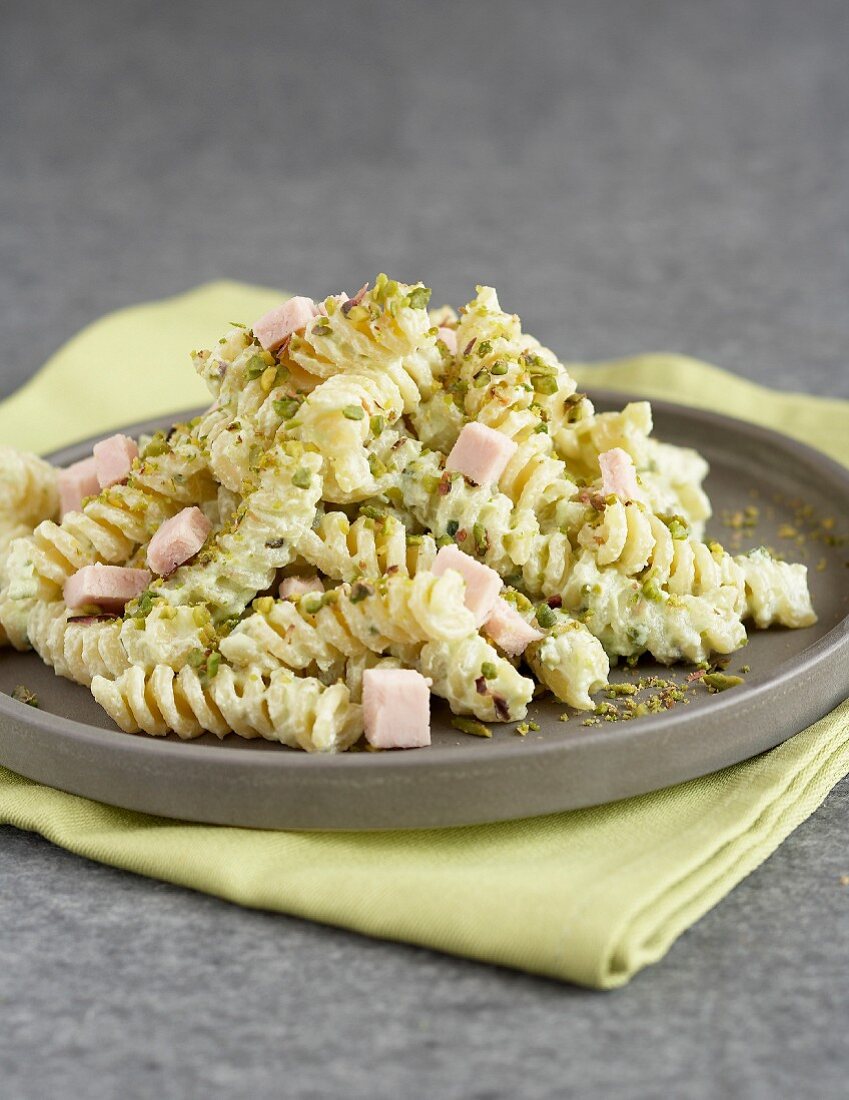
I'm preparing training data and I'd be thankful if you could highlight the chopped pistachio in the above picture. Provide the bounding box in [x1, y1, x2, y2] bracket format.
[370, 414, 385, 436]
[451, 716, 492, 738]
[535, 602, 557, 629]
[446, 519, 459, 537]
[11, 685, 38, 707]
[142, 433, 169, 459]
[480, 661, 498, 680]
[407, 286, 431, 310]
[292, 468, 312, 490]
[641, 578, 663, 602]
[368, 454, 387, 478]
[342, 404, 365, 420]
[663, 515, 690, 540]
[532, 375, 558, 396]
[422, 474, 441, 495]
[273, 397, 301, 420]
[703, 672, 744, 692]
[245, 354, 267, 380]
[349, 582, 373, 604]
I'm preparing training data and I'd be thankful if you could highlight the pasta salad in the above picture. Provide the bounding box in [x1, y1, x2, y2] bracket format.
[0, 277, 816, 751]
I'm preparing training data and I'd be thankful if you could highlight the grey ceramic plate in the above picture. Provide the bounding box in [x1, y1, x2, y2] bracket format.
[1, 395, 848, 830]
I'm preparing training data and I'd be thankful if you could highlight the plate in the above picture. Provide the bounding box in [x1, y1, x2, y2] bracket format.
[1, 395, 848, 830]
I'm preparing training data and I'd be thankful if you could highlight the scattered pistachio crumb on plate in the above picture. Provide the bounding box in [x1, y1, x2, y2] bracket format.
[451, 716, 492, 739]
[11, 685, 39, 708]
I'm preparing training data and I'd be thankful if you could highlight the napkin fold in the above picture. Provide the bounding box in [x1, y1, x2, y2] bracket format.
[1, 282, 847, 988]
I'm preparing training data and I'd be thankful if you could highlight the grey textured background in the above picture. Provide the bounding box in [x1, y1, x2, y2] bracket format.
[1, 0, 848, 1097]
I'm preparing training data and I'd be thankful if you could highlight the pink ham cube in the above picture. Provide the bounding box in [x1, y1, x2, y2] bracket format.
[253, 297, 319, 352]
[598, 448, 644, 503]
[63, 564, 151, 613]
[58, 456, 101, 517]
[445, 422, 518, 487]
[484, 598, 544, 657]
[279, 574, 324, 600]
[432, 544, 502, 626]
[146, 507, 212, 577]
[438, 326, 458, 355]
[362, 668, 432, 749]
[93, 434, 138, 489]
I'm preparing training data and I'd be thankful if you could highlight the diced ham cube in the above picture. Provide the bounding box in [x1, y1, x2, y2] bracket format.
[445, 422, 518, 487]
[93, 434, 138, 489]
[63, 564, 151, 613]
[362, 668, 432, 749]
[432, 545, 502, 626]
[484, 598, 544, 657]
[598, 448, 644, 503]
[58, 457, 100, 517]
[146, 507, 212, 577]
[253, 297, 319, 352]
[279, 574, 324, 600]
[438, 326, 457, 355]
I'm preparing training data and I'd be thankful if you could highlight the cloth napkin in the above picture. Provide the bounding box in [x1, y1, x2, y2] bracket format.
[1, 282, 847, 989]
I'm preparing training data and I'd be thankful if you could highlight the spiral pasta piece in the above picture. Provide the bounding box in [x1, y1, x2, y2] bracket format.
[296, 511, 437, 582]
[286, 276, 444, 407]
[736, 547, 816, 629]
[220, 571, 477, 675]
[520, 531, 576, 600]
[292, 373, 406, 500]
[0, 445, 64, 647]
[26, 601, 129, 685]
[525, 620, 610, 711]
[91, 664, 362, 752]
[577, 500, 746, 609]
[408, 389, 466, 455]
[192, 331, 298, 492]
[0, 445, 59, 529]
[453, 286, 578, 435]
[419, 634, 534, 723]
[560, 550, 747, 664]
[400, 447, 539, 574]
[144, 445, 322, 618]
[554, 400, 712, 536]
[427, 287, 586, 532]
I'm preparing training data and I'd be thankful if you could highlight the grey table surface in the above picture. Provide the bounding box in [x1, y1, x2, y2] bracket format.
[1, 1, 847, 1097]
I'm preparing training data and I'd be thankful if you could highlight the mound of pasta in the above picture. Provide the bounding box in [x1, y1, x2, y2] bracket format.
[0, 277, 816, 751]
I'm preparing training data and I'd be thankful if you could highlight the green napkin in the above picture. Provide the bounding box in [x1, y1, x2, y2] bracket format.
[1, 282, 847, 989]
